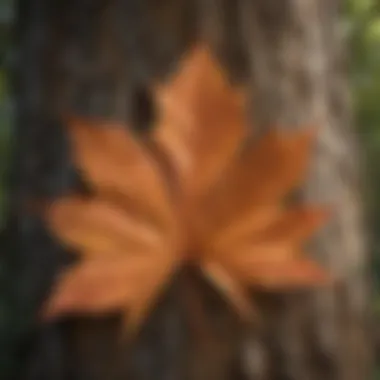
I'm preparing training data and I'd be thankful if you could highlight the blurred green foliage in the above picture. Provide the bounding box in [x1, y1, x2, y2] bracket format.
[345, 0, 380, 296]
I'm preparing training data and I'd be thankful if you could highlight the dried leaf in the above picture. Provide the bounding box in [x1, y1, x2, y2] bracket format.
[43, 257, 151, 318]
[230, 257, 332, 289]
[212, 206, 329, 255]
[67, 117, 174, 230]
[47, 196, 165, 255]
[153, 45, 247, 204]
[200, 127, 318, 241]
[42, 43, 331, 334]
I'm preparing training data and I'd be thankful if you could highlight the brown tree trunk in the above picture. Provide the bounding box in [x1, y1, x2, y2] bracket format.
[5, 0, 371, 379]
[238, 1, 372, 379]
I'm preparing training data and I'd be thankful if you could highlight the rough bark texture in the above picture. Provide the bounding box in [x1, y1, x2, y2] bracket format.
[240, 2, 371, 380]
[4, 0, 371, 379]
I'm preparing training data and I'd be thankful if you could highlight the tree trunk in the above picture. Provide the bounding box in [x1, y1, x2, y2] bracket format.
[239, 1, 371, 379]
[6, 1, 196, 379]
[4, 0, 371, 379]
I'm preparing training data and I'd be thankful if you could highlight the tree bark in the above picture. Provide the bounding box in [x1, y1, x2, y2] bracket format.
[4, 0, 371, 379]
[6, 1, 196, 379]
[239, 1, 371, 379]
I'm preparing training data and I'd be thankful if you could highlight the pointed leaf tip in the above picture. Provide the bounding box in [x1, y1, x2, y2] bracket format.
[153, 43, 247, 203]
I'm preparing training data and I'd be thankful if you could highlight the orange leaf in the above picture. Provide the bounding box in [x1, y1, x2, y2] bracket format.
[43, 257, 154, 318]
[212, 206, 329, 255]
[124, 256, 180, 334]
[252, 206, 329, 244]
[200, 128, 317, 238]
[66, 117, 174, 230]
[42, 43, 332, 334]
[153, 44, 247, 204]
[47, 196, 165, 255]
[230, 257, 331, 289]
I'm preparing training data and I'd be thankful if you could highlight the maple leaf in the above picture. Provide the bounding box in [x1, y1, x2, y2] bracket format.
[41, 44, 332, 333]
